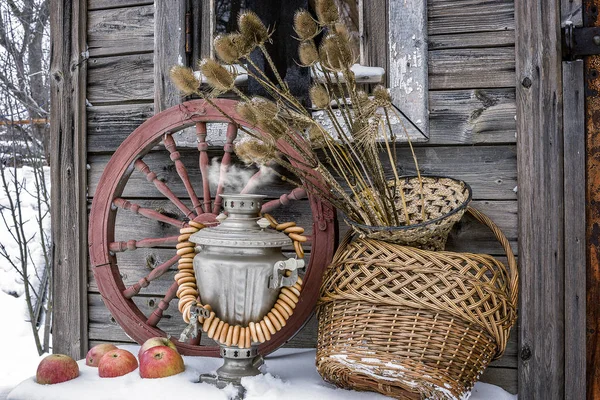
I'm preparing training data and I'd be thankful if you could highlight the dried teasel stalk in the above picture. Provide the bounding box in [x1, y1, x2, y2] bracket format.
[294, 10, 319, 40]
[320, 33, 353, 71]
[238, 11, 270, 46]
[200, 59, 235, 92]
[309, 85, 330, 109]
[315, 0, 339, 26]
[170, 65, 200, 95]
[235, 137, 276, 166]
[298, 41, 319, 66]
[214, 34, 241, 64]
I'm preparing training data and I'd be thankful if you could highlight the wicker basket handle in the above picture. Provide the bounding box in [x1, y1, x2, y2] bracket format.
[467, 206, 518, 307]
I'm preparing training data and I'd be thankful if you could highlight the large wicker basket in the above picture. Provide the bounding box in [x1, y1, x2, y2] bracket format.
[317, 207, 518, 400]
[347, 176, 472, 251]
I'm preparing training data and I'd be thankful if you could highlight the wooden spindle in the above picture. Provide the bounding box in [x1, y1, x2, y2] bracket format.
[163, 134, 203, 216]
[109, 236, 179, 253]
[113, 198, 187, 228]
[122, 254, 179, 299]
[196, 122, 212, 213]
[261, 187, 307, 213]
[134, 159, 195, 219]
[147, 281, 179, 327]
[213, 123, 238, 213]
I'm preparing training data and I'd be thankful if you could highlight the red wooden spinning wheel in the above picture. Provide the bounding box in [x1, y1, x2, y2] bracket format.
[89, 99, 336, 356]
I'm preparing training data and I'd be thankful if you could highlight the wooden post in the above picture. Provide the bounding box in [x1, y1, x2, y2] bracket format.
[563, 60, 586, 399]
[515, 0, 565, 398]
[49, 0, 88, 358]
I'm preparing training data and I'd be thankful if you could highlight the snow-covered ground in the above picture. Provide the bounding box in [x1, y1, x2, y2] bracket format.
[8, 346, 516, 400]
[0, 166, 51, 399]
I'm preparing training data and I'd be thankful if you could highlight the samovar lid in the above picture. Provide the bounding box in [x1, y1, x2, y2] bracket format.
[189, 194, 293, 248]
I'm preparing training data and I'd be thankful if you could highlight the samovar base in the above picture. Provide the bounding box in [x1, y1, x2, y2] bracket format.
[199, 346, 264, 398]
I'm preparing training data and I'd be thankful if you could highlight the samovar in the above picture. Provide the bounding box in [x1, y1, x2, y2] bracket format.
[189, 194, 304, 394]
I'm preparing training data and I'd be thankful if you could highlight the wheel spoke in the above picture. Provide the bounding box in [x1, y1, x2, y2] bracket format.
[213, 123, 238, 214]
[122, 254, 180, 299]
[163, 134, 203, 216]
[113, 198, 187, 229]
[261, 187, 307, 214]
[134, 159, 195, 219]
[109, 236, 179, 253]
[146, 281, 179, 327]
[196, 122, 212, 213]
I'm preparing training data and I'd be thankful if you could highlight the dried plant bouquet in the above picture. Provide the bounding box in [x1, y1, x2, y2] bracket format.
[170, 0, 431, 229]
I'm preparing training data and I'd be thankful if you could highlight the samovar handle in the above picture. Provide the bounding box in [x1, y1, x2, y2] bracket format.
[269, 258, 304, 289]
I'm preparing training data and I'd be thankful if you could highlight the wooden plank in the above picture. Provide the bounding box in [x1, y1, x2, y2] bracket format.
[50, 0, 88, 359]
[562, 60, 586, 400]
[388, 0, 429, 138]
[85, 89, 517, 152]
[428, 0, 515, 35]
[362, 0, 387, 84]
[88, 0, 153, 11]
[88, 293, 319, 348]
[428, 30, 515, 50]
[154, 0, 186, 112]
[87, 103, 155, 152]
[479, 367, 518, 394]
[429, 48, 516, 90]
[516, 0, 565, 397]
[87, 53, 154, 104]
[88, 145, 517, 200]
[427, 88, 516, 145]
[87, 5, 154, 57]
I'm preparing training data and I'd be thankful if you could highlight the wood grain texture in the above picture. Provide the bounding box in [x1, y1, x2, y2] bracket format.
[428, 0, 514, 35]
[154, 0, 186, 112]
[88, 145, 517, 200]
[50, 0, 88, 359]
[479, 367, 518, 394]
[85, 89, 517, 152]
[87, 53, 154, 104]
[429, 48, 515, 89]
[428, 30, 515, 50]
[88, 0, 153, 11]
[562, 60, 586, 400]
[388, 0, 429, 138]
[427, 88, 516, 144]
[516, 0, 565, 397]
[87, 103, 154, 152]
[87, 5, 154, 57]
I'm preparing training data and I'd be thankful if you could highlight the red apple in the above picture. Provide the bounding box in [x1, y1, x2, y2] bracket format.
[86, 343, 118, 367]
[98, 349, 138, 378]
[139, 345, 185, 379]
[36, 354, 79, 384]
[138, 336, 178, 359]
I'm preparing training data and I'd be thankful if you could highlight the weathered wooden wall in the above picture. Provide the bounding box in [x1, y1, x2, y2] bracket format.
[84, 0, 518, 393]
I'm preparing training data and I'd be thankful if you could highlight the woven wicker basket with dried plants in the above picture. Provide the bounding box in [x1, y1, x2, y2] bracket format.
[169, 0, 470, 251]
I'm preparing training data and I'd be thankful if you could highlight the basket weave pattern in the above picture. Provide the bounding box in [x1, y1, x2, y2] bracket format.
[349, 177, 472, 251]
[317, 207, 518, 399]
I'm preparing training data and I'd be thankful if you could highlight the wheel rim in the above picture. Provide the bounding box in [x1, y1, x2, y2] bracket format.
[88, 99, 337, 356]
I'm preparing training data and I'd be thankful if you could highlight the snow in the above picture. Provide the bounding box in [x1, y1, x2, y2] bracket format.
[8, 346, 516, 400]
[0, 166, 51, 399]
